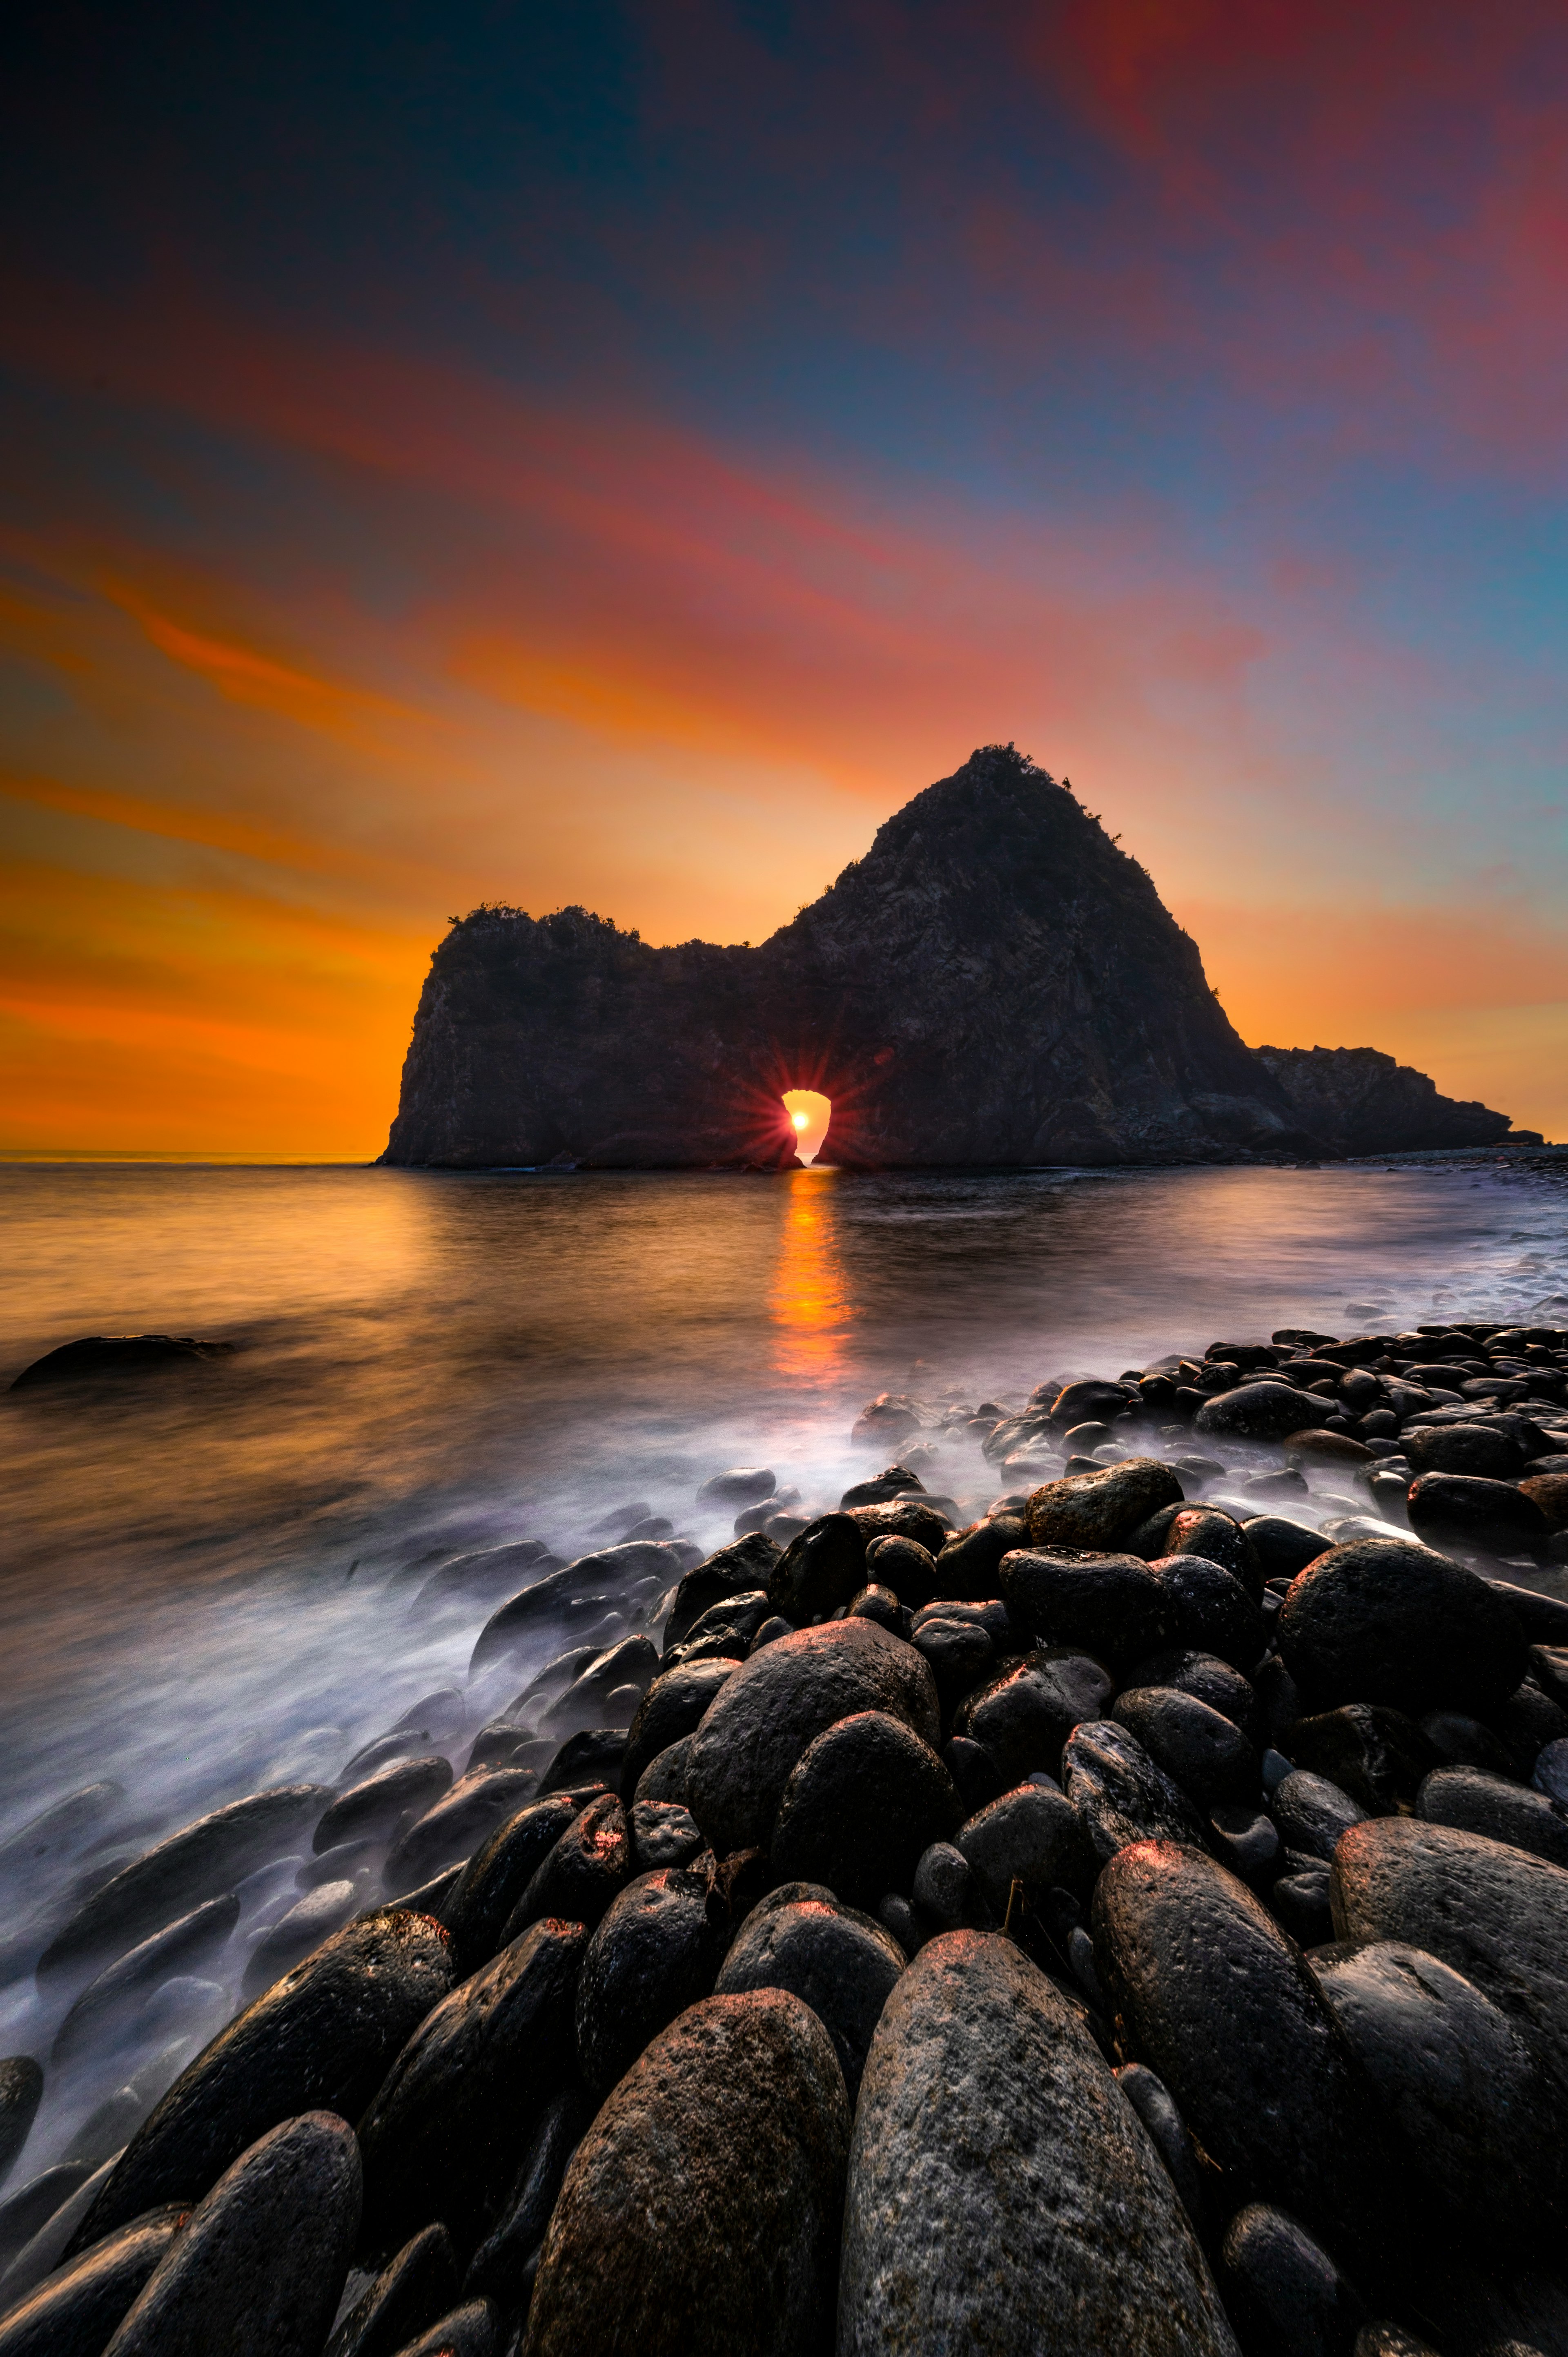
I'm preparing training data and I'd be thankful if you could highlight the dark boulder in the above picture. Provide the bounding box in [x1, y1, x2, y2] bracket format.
[1001, 1548, 1170, 1665]
[861, 1535, 939, 1609]
[633, 1735, 695, 1808]
[1023, 1459, 1183, 1553]
[932, 1514, 1027, 1601]
[1159, 1510, 1264, 1599]
[715, 1891, 904, 2094]
[1122, 1648, 1264, 1744]
[10, 1335, 236, 1390]
[1151, 1555, 1267, 1671]
[661, 1534, 781, 1651]
[837, 1930, 1238, 2357]
[1114, 2062, 1207, 2230]
[770, 1712, 960, 1907]
[0, 2063, 42, 2189]
[955, 1780, 1093, 1913]
[523, 1991, 849, 2357]
[537, 1730, 624, 1796]
[620, 1661, 736, 1798]
[40, 1786, 329, 1980]
[1309, 1939, 1561, 2244]
[1244, 1517, 1329, 1583]
[1277, 1539, 1527, 1715]
[98, 2112, 359, 2357]
[1047, 1378, 1138, 1427]
[1404, 1425, 1526, 1480]
[540, 1637, 659, 1729]
[684, 1621, 938, 1857]
[67, 1911, 454, 2251]
[1269, 1771, 1368, 1862]
[65, 1900, 231, 2076]
[325, 2223, 459, 2357]
[575, 1869, 727, 2096]
[462, 2084, 591, 2315]
[847, 1499, 951, 1557]
[506, 1795, 628, 1938]
[383, 1769, 538, 1895]
[1217, 2204, 1368, 2357]
[357, 1918, 585, 2261]
[661, 1593, 770, 1668]
[628, 1799, 704, 1873]
[1407, 1474, 1550, 1556]
[1065, 1722, 1207, 1865]
[1112, 1686, 1260, 1809]
[242, 1880, 362, 1998]
[1093, 1840, 1396, 2246]
[1194, 1384, 1325, 1441]
[0, 2204, 186, 2357]
[1289, 1707, 1435, 1814]
[765, 1514, 868, 1624]
[952, 1649, 1114, 1783]
[847, 1583, 913, 1637]
[314, 1759, 453, 1855]
[439, 1795, 592, 1974]
[1417, 1766, 1568, 1868]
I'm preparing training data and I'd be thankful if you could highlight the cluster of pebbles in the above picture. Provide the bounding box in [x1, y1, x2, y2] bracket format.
[4, 1317, 1568, 2352]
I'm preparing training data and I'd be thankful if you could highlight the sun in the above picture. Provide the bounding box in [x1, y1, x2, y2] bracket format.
[791, 1110, 809, 1131]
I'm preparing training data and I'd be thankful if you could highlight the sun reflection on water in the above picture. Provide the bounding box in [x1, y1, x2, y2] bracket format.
[769, 1166, 850, 1385]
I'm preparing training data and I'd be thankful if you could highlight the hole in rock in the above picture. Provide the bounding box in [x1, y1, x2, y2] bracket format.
[782, 1090, 831, 1165]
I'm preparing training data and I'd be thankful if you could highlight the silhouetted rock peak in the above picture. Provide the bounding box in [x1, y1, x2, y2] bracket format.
[1256, 1045, 1516, 1154]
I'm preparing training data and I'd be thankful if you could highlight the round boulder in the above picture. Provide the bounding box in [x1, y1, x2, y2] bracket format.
[1063, 1722, 1206, 1866]
[1277, 1539, 1527, 1715]
[1194, 1384, 1325, 1441]
[620, 1661, 736, 1800]
[1417, 1766, 1568, 1869]
[1404, 1425, 1526, 1480]
[1000, 1548, 1170, 1666]
[1406, 1475, 1550, 1557]
[1111, 1687, 1260, 1810]
[715, 1892, 904, 2094]
[1023, 1458, 1183, 1552]
[769, 1712, 960, 1907]
[953, 1650, 1114, 1785]
[575, 1869, 727, 2096]
[1149, 1556, 1267, 1672]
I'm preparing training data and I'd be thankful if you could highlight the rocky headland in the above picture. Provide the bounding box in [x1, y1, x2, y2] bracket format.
[6, 1312, 1568, 2349]
[380, 744, 1530, 1169]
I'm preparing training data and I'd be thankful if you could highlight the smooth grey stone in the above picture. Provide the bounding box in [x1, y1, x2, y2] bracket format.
[0, 2203, 185, 2357]
[956, 1780, 1091, 1916]
[383, 1769, 537, 1895]
[1270, 1771, 1368, 1863]
[1310, 1938, 1561, 2241]
[770, 1711, 959, 1909]
[715, 1892, 904, 2094]
[0, 1786, 122, 1880]
[1094, 1840, 1399, 2250]
[325, 2223, 458, 2357]
[838, 1931, 1238, 2357]
[1534, 1736, 1568, 1804]
[358, 1918, 586, 2262]
[0, 2064, 42, 2192]
[1418, 1766, 1568, 1867]
[314, 1759, 453, 1855]
[1063, 1721, 1206, 1866]
[620, 1661, 736, 1799]
[470, 1543, 686, 1674]
[685, 1621, 938, 1856]
[0, 2165, 91, 2269]
[1207, 1805, 1281, 1883]
[1278, 1540, 1526, 1715]
[575, 1870, 725, 2098]
[1115, 2062, 1206, 2226]
[100, 2111, 360, 2356]
[67, 1911, 454, 2251]
[525, 1991, 848, 2357]
[1218, 2203, 1368, 2357]
[39, 1788, 330, 1981]
[1331, 1817, 1568, 2108]
[241, 1881, 359, 1997]
[540, 1637, 659, 1732]
[0, 2153, 124, 2309]
[298, 1840, 379, 1889]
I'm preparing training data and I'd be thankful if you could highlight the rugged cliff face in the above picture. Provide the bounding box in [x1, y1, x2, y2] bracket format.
[1255, 1046, 1519, 1154]
[383, 745, 1327, 1168]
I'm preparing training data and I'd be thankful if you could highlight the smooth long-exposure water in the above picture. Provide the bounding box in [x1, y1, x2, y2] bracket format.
[4, 1155, 1568, 2189]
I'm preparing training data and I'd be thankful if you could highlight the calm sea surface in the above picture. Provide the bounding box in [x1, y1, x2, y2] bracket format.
[2, 1155, 1568, 2172]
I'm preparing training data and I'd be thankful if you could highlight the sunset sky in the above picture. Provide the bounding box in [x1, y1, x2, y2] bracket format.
[5, 1, 1568, 1154]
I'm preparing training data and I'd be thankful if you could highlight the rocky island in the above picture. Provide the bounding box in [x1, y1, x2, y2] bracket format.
[380, 744, 1528, 1169]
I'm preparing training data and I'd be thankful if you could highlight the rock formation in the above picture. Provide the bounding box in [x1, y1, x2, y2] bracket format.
[1255, 1046, 1521, 1155]
[381, 745, 1522, 1168]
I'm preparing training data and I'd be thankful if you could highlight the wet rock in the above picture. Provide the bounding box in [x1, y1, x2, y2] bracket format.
[714, 1893, 904, 2095]
[910, 1614, 994, 1717]
[1160, 1509, 1264, 1598]
[1024, 1458, 1183, 1552]
[912, 1842, 978, 1930]
[0, 2154, 124, 2303]
[383, 1769, 538, 1895]
[1123, 1648, 1265, 1744]
[1048, 1377, 1137, 1427]
[769, 1710, 960, 1906]
[507, 1794, 627, 1939]
[10, 1335, 236, 1390]
[0, 1784, 121, 1879]
[537, 1729, 624, 1795]
[40, 1786, 330, 1981]
[1194, 1383, 1325, 1441]
[0, 2063, 42, 2191]
[0, 2203, 187, 2357]
[765, 1513, 868, 1623]
[1064, 1722, 1207, 1865]
[241, 1881, 361, 1998]
[68, 1911, 454, 2250]
[1309, 1939, 1561, 2243]
[633, 1735, 695, 1808]
[1243, 1518, 1330, 1583]
[1207, 1804, 1281, 1884]
[852, 1397, 921, 1447]
[1535, 1737, 1568, 1803]
[1115, 2062, 1207, 2228]
[1416, 1711, 1515, 1775]
[838, 1930, 1238, 2357]
[1271, 1867, 1334, 1946]
[575, 1868, 727, 2096]
[847, 1499, 953, 1557]
[1151, 1555, 1267, 1670]
[661, 1534, 781, 1652]
[698, 1467, 776, 1507]
[1405, 1425, 1526, 1479]
[1002, 1547, 1170, 1664]
[1094, 1842, 1399, 2248]
[845, 1583, 912, 1635]
[358, 1918, 585, 2261]
[932, 1513, 1027, 1601]
[0, 2167, 91, 2271]
[439, 1795, 592, 1974]
[1406, 1474, 1550, 1557]
[861, 1534, 938, 1608]
[1330, 1817, 1568, 2106]
[956, 1779, 1093, 1913]
[393, 2298, 498, 2356]
[1277, 1539, 1527, 1715]
[1218, 2203, 1368, 2357]
[628, 1799, 704, 1873]
[1112, 1686, 1261, 1808]
[541, 1636, 659, 1730]
[1270, 1771, 1368, 1862]
[1289, 1430, 1375, 1468]
[1521, 1472, 1568, 1532]
[942, 1733, 1005, 1813]
[1417, 1766, 1568, 1867]
[325, 2222, 459, 2357]
[620, 1661, 736, 1797]
[662, 1593, 771, 1667]
[523, 1990, 849, 2357]
[463, 2085, 591, 2315]
[951, 1648, 1114, 1783]
[100, 2111, 359, 2357]
[410, 1539, 560, 1620]
[684, 1620, 938, 1856]
[1290, 1707, 1435, 1814]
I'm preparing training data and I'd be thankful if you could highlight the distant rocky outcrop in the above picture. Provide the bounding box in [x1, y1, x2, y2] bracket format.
[381, 745, 1527, 1169]
[1254, 1046, 1524, 1155]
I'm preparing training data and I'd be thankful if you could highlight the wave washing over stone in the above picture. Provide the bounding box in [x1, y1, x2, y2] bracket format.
[3, 1315, 1568, 2350]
